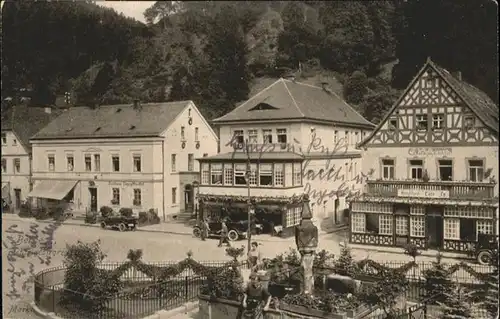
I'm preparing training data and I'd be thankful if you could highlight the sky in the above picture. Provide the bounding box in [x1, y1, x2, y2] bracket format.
[98, 1, 156, 23]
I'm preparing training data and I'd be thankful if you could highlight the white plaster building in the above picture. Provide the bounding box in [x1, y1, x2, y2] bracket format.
[29, 101, 218, 220]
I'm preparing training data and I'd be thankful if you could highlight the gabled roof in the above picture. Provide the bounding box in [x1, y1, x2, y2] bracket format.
[212, 78, 374, 129]
[1, 105, 63, 151]
[359, 58, 499, 147]
[31, 101, 192, 140]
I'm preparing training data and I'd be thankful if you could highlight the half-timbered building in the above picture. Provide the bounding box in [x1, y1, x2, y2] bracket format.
[350, 58, 499, 254]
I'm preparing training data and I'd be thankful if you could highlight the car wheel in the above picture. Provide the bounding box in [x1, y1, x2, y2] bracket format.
[193, 227, 201, 238]
[100, 222, 106, 229]
[119, 223, 126, 232]
[477, 250, 492, 265]
[228, 230, 239, 241]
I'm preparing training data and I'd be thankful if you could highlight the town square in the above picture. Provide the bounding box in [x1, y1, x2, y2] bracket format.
[2, 1, 498, 319]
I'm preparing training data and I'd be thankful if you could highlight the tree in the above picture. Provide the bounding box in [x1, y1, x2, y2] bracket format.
[343, 71, 369, 105]
[144, 1, 184, 29]
[421, 253, 454, 304]
[481, 248, 499, 318]
[333, 245, 358, 277]
[438, 285, 474, 319]
[360, 87, 399, 125]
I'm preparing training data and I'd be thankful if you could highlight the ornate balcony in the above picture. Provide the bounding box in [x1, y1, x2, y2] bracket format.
[198, 185, 302, 198]
[364, 179, 497, 200]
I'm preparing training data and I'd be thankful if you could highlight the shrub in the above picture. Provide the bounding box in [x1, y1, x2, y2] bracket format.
[119, 208, 133, 217]
[34, 207, 51, 220]
[138, 209, 160, 226]
[201, 264, 244, 300]
[334, 245, 358, 277]
[421, 253, 454, 304]
[403, 243, 421, 262]
[59, 240, 122, 314]
[18, 202, 32, 218]
[100, 206, 113, 218]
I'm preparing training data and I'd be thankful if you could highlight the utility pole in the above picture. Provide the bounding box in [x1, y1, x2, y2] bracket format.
[245, 139, 252, 254]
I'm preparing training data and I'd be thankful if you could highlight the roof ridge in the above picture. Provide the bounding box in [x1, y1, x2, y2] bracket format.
[213, 79, 282, 121]
[281, 79, 305, 117]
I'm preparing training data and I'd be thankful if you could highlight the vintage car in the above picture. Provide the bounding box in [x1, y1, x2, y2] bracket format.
[100, 215, 138, 231]
[468, 233, 499, 265]
[192, 218, 249, 241]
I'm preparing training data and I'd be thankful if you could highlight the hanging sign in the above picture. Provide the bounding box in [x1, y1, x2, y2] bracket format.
[397, 189, 449, 199]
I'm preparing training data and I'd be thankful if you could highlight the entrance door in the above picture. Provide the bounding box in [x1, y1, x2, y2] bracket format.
[89, 188, 97, 212]
[184, 185, 193, 212]
[334, 199, 339, 224]
[426, 206, 444, 249]
[14, 189, 21, 209]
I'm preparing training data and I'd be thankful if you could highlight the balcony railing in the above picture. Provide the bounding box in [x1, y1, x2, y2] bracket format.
[231, 143, 296, 153]
[365, 179, 497, 200]
[198, 185, 301, 198]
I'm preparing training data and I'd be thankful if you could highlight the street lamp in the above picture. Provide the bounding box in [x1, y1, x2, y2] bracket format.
[192, 180, 200, 220]
[245, 139, 253, 254]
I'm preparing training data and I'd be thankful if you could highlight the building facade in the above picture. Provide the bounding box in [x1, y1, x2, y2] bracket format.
[29, 101, 218, 220]
[350, 58, 499, 253]
[198, 77, 374, 234]
[1, 105, 62, 211]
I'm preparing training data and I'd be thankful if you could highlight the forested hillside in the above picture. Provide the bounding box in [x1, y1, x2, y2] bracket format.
[2, 1, 497, 124]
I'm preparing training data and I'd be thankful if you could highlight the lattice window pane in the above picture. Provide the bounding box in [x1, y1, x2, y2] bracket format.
[444, 218, 460, 240]
[224, 164, 233, 185]
[285, 207, 301, 227]
[379, 215, 392, 235]
[274, 164, 284, 186]
[410, 205, 425, 215]
[410, 216, 425, 237]
[351, 213, 365, 233]
[477, 220, 493, 239]
[396, 216, 408, 235]
[201, 163, 210, 185]
[293, 163, 302, 186]
[211, 163, 223, 185]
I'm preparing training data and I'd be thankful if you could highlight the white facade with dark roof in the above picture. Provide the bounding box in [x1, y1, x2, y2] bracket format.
[29, 101, 218, 220]
[198, 78, 375, 235]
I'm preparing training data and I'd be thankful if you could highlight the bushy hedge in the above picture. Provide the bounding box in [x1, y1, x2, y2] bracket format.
[119, 208, 133, 217]
[138, 209, 160, 226]
[100, 206, 113, 218]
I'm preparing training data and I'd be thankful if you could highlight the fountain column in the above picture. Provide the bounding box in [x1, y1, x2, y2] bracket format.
[295, 195, 319, 294]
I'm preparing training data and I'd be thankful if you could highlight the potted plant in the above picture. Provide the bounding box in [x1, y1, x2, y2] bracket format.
[133, 199, 141, 206]
[111, 199, 119, 205]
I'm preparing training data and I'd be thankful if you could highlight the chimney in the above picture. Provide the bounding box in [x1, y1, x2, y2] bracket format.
[133, 99, 141, 110]
[44, 106, 52, 114]
[455, 71, 462, 81]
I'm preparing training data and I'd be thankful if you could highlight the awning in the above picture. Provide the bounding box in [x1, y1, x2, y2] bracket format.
[2, 182, 10, 200]
[28, 180, 78, 200]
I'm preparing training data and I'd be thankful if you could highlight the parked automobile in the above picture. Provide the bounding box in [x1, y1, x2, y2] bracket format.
[192, 218, 249, 241]
[469, 233, 499, 265]
[100, 215, 138, 231]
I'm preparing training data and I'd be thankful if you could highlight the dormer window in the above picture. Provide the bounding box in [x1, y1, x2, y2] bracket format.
[249, 103, 278, 111]
[464, 115, 475, 130]
[389, 118, 398, 131]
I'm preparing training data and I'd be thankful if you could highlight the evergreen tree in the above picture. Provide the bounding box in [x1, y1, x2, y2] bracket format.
[343, 71, 369, 105]
[438, 285, 473, 319]
[481, 249, 499, 318]
[333, 245, 358, 277]
[421, 253, 454, 304]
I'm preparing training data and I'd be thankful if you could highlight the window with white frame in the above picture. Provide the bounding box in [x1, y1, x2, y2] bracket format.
[112, 188, 120, 205]
[234, 164, 247, 185]
[181, 126, 186, 141]
[67, 155, 74, 171]
[438, 159, 453, 181]
[416, 114, 428, 131]
[468, 159, 484, 182]
[263, 129, 272, 144]
[277, 129, 287, 144]
[133, 155, 142, 172]
[112, 155, 120, 172]
[210, 163, 223, 185]
[432, 114, 444, 129]
[224, 164, 233, 185]
[85, 155, 92, 171]
[382, 159, 395, 180]
[274, 163, 284, 186]
[188, 154, 194, 172]
[94, 154, 100, 172]
[201, 163, 210, 185]
[133, 189, 142, 206]
[409, 159, 423, 180]
[444, 218, 460, 240]
[13, 158, 20, 174]
[48, 155, 55, 171]
[248, 130, 258, 144]
[379, 215, 393, 235]
[293, 163, 302, 186]
[233, 130, 244, 144]
[410, 216, 425, 237]
[259, 164, 273, 186]
[171, 154, 176, 172]
[395, 215, 408, 235]
[249, 164, 257, 186]
[477, 220, 493, 239]
[351, 213, 365, 233]
[285, 206, 301, 227]
[210, 163, 222, 185]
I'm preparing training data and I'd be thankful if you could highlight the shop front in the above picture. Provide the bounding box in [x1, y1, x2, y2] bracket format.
[349, 198, 498, 253]
[27, 180, 79, 213]
[198, 194, 304, 238]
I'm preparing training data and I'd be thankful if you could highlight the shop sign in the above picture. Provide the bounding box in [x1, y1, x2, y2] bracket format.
[397, 189, 449, 199]
[108, 181, 145, 186]
[408, 147, 452, 156]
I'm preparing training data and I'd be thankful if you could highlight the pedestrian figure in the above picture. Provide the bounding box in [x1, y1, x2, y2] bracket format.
[242, 273, 271, 319]
[201, 218, 209, 241]
[248, 241, 262, 271]
[218, 219, 230, 247]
